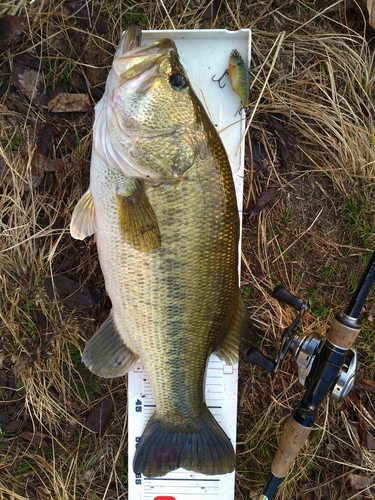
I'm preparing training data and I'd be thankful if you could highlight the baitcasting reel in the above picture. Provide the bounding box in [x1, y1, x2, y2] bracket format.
[247, 285, 357, 402]
[248, 251, 375, 500]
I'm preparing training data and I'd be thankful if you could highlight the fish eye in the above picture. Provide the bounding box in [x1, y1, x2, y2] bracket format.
[169, 73, 186, 90]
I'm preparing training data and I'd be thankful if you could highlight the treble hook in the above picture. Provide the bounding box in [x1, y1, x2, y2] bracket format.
[211, 69, 228, 88]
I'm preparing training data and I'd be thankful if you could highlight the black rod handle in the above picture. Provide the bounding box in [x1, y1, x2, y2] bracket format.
[259, 473, 281, 499]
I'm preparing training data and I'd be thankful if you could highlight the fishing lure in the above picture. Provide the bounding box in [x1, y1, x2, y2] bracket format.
[228, 49, 249, 106]
[212, 49, 249, 107]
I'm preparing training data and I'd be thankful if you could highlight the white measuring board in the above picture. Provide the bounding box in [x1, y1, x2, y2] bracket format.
[128, 28, 252, 500]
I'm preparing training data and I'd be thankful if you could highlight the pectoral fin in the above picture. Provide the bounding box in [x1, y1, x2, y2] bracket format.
[82, 312, 139, 378]
[70, 189, 96, 240]
[116, 177, 161, 252]
[214, 291, 258, 365]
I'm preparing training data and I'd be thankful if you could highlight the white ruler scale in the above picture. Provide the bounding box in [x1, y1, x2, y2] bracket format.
[128, 29, 252, 500]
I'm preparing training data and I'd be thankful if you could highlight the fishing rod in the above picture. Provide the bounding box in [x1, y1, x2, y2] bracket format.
[247, 249, 375, 500]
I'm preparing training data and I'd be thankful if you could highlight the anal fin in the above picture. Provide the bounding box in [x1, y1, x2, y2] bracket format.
[116, 177, 161, 252]
[70, 189, 96, 240]
[82, 312, 138, 378]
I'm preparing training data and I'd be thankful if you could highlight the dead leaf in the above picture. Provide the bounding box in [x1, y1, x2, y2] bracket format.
[85, 395, 114, 434]
[327, 0, 366, 13]
[2, 419, 24, 433]
[69, 32, 111, 96]
[48, 93, 91, 113]
[298, 483, 315, 500]
[65, 418, 80, 440]
[248, 188, 278, 219]
[349, 392, 368, 445]
[11, 61, 45, 107]
[14, 53, 42, 71]
[368, 0, 375, 28]
[342, 392, 375, 450]
[255, 187, 278, 208]
[0, 155, 11, 187]
[44, 275, 97, 311]
[18, 431, 49, 447]
[349, 473, 375, 492]
[66, 3, 109, 34]
[249, 138, 270, 172]
[267, 115, 296, 147]
[366, 432, 375, 451]
[14, 356, 34, 376]
[83, 41, 110, 88]
[18, 431, 61, 449]
[267, 114, 297, 170]
[0, 16, 27, 52]
[32, 153, 63, 173]
[0, 61, 11, 99]
[36, 122, 53, 157]
[355, 378, 375, 393]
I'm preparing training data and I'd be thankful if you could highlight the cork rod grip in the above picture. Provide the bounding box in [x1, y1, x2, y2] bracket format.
[326, 317, 361, 350]
[271, 417, 312, 478]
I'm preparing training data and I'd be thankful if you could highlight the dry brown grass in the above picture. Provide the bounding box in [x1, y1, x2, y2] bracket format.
[1, 1, 375, 499]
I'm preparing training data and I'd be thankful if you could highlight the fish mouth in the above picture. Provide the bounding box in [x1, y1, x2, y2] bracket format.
[112, 31, 179, 138]
[95, 28, 184, 181]
[113, 35, 177, 93]
[116, 25, 142, 55]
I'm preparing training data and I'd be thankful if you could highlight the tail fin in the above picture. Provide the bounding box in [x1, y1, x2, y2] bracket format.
[133, 408, 235, 477]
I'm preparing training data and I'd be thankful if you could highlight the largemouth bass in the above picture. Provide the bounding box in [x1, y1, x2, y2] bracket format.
[70, 25, 255, 477]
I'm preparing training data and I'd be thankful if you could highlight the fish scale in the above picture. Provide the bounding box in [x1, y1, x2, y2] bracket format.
[70, 26, 255, 478]
[89, 140, 239, 417]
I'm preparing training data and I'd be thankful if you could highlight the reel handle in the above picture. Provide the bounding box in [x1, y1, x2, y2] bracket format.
[272, 285, 305, 311]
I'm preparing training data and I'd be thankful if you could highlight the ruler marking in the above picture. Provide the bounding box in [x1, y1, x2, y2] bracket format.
[144, 478, 220, 482]
[128, 28, 251, 500]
